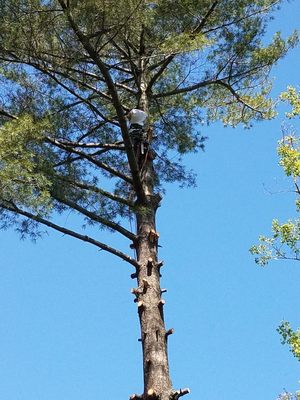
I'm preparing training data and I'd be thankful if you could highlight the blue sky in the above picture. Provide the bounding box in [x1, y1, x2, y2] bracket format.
[1, 2, 300, 400]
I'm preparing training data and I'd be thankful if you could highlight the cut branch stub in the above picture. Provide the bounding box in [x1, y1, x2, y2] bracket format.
[131, 286, 144, 296]
[130, 394, 143, 400]
[171, 388, 191, 400]
[131, 282, 149, 301]
[131, 272, 138, 279]
[147, 388, 159, 399]
[158, 299, 165, 307]
[161, 288, 167, 294]
[165, 328, 175, 337]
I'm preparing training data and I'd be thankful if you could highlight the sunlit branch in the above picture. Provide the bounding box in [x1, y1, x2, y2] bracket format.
[52, 139, 125, 150]
[0, 109, 18, 120]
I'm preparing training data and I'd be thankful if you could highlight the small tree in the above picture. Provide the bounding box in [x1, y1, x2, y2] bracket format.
[0, 1, 297, 399]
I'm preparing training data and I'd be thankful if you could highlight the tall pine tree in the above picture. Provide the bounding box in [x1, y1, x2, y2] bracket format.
[0, 1, 297, 399]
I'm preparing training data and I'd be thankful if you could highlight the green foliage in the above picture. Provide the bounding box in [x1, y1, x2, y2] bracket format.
[250, 219, 300, 266]
[281, 86, 300, 119]
[250, 88, 300, 266]
[278, 321, 300, 361]
[0, 0, 297, 238]
[158, 32, 212, 54]
[0, 115, 52, 213]
[278, 136, 300, 178]
[251, 88, 300, 395]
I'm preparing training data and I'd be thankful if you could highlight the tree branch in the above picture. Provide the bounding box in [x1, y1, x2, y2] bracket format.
[1, 202, 139, 268]
[52, 139, 125, 150]
[192, 1, 219, 34]
[0, 109, 18, 120]
[147, 1, 219, 91]
[58, 0, 146, 204]
[47, 137, 133, 184]
[57, 175, 134, 208]
[152, 77, 216, 98]
[147, 55, 175, 92]
[52, 194, 137, 241]
[153, 77, 265, 115]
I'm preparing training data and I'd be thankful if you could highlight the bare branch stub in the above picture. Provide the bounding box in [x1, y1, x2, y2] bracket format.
[165, 328, 175, 337]
[171, 388, 191, 400]
[130, 394, 143, 400]
[147, 388, 160, 399]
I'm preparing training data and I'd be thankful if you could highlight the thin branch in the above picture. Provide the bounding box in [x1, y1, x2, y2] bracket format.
[147, 55, 175, 92]
[1, 202, 139, 268]
[153, 77, 264, 114]
[52, 194, 137, 241]
[47, 137, 133, 183]
[216, 80, 264, 115]
[192, 1, 219, 34]
[86, 28, 110, 39]
[0, 109, 18, 120]
[152, 77, 216, 98]
[57, 175, 134, 208]
[203, 1, 281, 35]
[147, 1, 219, 91]
[52, 139, 125, 150]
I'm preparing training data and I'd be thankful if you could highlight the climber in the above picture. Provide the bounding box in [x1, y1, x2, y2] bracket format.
[126, 108, 148, 158]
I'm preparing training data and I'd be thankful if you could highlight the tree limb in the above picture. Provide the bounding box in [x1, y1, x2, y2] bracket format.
[52, 193, 137, 241]
[1, 202, 139, 268]
[192, 1, 219, 34]
[52, 139, 125, 150]
[57, 0, 146, 204]
[0, 109, 18, 120]
[153, 77, 265, 115]
[47, 137, 133, 184]
[56, 175, 134, 208]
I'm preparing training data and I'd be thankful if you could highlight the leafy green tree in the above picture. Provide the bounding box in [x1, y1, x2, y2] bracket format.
[250, 87, 300, 265]
[0, 1, 297, 399]
[250, 86, 300, 396]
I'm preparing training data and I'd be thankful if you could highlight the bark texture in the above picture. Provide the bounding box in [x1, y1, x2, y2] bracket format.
[134, 169, 172, 400]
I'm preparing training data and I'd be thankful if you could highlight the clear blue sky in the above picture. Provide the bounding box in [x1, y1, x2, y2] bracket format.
[1, 2, 300, 400]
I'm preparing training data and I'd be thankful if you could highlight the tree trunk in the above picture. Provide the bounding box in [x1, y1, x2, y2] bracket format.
[131, 58, 189, 400]
[133, 163, 172, 400]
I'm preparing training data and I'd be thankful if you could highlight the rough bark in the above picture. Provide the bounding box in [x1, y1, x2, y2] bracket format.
[133, 162, 172, 400]
[131, 58, 173, 399]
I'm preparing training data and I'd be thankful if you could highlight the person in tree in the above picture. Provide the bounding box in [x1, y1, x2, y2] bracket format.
[126, 108, 149, 164]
